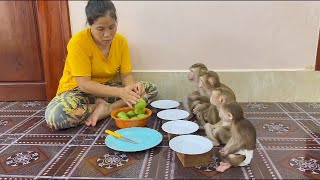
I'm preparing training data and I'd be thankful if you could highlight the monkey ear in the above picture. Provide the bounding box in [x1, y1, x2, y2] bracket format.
[219, 97, 224, 104]
[227, 112, 233, 120]
[208, 77, 215, 86]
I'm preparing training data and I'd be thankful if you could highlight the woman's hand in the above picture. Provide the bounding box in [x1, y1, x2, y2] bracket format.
[119, 85, 141, 108]
[132, 82, 145, 97]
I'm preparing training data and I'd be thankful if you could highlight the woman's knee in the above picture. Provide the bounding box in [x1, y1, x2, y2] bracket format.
[45, 98, 89, 130]
[45, 104, 71, 130]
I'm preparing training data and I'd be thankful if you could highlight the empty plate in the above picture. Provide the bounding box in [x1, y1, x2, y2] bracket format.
[169, 135, 213, 155]
[150, 100, 180, 109]
[162, 120, 199, 135]
[105, 127, 163, 152]
[157, 109, 189, 120]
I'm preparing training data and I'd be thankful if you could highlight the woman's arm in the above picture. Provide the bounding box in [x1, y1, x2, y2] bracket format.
[75, 76, 140, 105]
[120, 72, 135, 86]
[120, 73, 145, 97]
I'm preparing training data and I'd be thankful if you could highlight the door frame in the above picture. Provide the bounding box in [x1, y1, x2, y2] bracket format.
[316, 28, 320, 71]
[36, 0, 71, 100]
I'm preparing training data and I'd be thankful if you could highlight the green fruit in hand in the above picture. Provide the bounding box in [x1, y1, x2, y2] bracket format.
[126, 110, 136, 118]
[134, 98, 146, 109]
[117, 111, 127, 118]
[137, 114, 147, 118]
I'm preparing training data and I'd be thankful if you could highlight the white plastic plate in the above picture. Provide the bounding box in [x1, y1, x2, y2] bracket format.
[150, 100, 180, 109]
[157, 109, 189, 120]
[161, 120, 199, 135]
[169, 135, 213, 155]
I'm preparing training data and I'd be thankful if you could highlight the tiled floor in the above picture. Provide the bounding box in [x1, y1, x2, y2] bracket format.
[0, 101, 319, 179]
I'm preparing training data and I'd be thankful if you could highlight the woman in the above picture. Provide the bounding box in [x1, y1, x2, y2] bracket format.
[45, 0, 158, 130]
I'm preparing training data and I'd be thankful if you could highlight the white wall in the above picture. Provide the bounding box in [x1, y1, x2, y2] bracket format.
[68, 1, 320, 71]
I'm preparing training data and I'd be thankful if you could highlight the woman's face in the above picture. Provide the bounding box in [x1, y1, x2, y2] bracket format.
[91, 14, 117, 47]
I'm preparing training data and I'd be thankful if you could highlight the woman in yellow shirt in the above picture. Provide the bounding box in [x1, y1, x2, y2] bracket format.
[45, 0, 158, 130]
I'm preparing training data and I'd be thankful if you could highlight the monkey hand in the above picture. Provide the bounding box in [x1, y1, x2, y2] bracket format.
[219, 148, 229, 157]
[191, 91, 201, 97]
[193, 103, 208, 114]
[188, 94, 201, 102]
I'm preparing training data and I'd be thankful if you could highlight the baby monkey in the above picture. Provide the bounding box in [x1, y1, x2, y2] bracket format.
[203, 87, 236, 145]
[215, 102, 256, 172]
[183, 63, 209, 118]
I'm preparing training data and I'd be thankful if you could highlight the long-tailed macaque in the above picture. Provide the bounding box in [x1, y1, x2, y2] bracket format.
[183, 63, 209, 117]
[192, 71, 235, 110]
[203, 87, 236, 146]
[192, 71, 235, 126]
[215, 102, 257, 172]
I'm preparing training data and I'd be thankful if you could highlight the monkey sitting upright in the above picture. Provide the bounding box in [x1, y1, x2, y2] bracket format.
[192, 71, 235, 126]
[182, 63, 209, 118]
[215, 102, 257, 172]
[202, 87, 236, 146]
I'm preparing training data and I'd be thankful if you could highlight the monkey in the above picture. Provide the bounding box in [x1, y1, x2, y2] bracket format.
[182, 63, 209, 118]
[192, 71, 235, 127]
[192, 71, 235, 109]
[215, 102, 257, 172]
[201, 87, 236, 146]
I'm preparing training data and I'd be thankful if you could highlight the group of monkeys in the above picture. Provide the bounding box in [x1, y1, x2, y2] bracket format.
[182, 63, 257, 172]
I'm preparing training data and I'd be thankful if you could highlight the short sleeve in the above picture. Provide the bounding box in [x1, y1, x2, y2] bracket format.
[67, 39, 91, 77]
[119, 38, 132, 74]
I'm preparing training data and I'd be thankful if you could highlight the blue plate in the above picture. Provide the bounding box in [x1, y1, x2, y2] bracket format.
[105, 127, 163, 152]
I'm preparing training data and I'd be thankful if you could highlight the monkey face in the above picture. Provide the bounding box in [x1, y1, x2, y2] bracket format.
[210, 91, 220, 106]
[219, 108, 232, 125]
[198, 76, 206, 88]
[187, 70, 194, 80]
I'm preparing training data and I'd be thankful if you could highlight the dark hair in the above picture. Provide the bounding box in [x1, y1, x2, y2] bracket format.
[85, 0, 117, 26]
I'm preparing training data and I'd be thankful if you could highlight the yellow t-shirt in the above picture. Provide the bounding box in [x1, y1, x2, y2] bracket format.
[57, 28, 132, 95]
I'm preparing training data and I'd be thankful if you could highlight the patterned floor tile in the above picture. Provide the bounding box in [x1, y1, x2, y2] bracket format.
[16, 134, 73, 146]
[247, 148, 281, 179]
[173, 148, 246, 179]
[294, 102, 320, 113]
[245, 112, 290, 120]
[277, 102, 304, 112]
[27, 121, 82, 135]
[0, 134, 21, 145]
[249, 119, 312, 138]
[0, 102, 15, 110]
[308, 113, 320, 120]
[0, 146, 48, 174]
[6, 117, 44, 134]
[33, 110, 45, 117]
[0, 110, 38, 117]
[287, 112, 313, 120]
[296, 120, 320, 138]
[0, 101, 318, 179]
[267, 150, 320, 179]
[40, 146, 89, 177]
[4, 101, 47, 111]
[87, 151, 139, 176]
[259, 138, 320, 150]
[71, 146, 144, 178]
[69, 135, 96, 146]
[240, 102, 283, 112]
[0, 117, 30, 134]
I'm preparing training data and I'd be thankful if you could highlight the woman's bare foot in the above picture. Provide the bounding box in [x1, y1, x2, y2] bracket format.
[85, 98, 111, 127]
